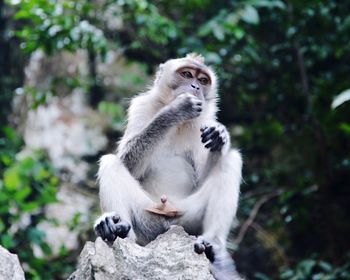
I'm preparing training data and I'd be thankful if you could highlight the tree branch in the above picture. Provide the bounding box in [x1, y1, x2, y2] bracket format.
[234, 189, 283, 246]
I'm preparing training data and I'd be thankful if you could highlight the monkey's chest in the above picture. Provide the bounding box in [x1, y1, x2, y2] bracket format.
[143, 151, 198, 199]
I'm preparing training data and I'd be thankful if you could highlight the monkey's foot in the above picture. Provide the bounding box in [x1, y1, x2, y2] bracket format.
[94, 212, 131, 242]
[194, 236, 215, 262]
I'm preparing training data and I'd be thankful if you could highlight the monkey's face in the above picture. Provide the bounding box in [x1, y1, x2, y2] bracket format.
[169, 65, 212, 101]
[154, 54, 218, 104]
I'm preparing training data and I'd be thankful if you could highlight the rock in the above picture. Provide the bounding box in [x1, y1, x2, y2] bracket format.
[69, 226, 215, 280]
[0, 246, 25, 280]
[22, 89, 108, 183]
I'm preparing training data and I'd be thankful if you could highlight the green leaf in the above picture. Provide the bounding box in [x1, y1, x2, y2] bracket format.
[1, 154, 12, 166]
[280, 269, 294, 279]
[248, 0, 286, 10]
[68, 212, 82, 230]
[35, 168, 50, 180]
[21, 201, 40, 212]
[198, 22, 212, 37]
[14, 10, 31, 20]
[241, 5, 260, 25]
[20, 157, 35, 173]
[299, 259, 316, 275]
[14, 186, 32, 201]
[1, 234, 15, 249]
[28, 228, 46, 245]
[213, 24, 225, 41]
[0, 220, 5, 233]
[40, 242, 53, 255]
[319, 261, 333, 272]
[339, 123, 350, 134]
[331, 89, 350, 109]
[3, 126, 18, 142]
[3, 168, 21, 190]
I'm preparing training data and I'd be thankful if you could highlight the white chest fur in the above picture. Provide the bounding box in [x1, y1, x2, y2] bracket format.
[141, 125, 207, 200]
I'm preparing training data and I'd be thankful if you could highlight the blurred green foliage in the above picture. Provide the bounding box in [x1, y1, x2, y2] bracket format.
[1, 0, 350, 279]
[0, 127, 75, 279]
[11, 0, 107, 55]
[279, 256, 350, 280]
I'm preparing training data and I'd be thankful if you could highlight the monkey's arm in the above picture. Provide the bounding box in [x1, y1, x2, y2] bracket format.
[118, 93, 202, 178]
[119, 108, 178, 176]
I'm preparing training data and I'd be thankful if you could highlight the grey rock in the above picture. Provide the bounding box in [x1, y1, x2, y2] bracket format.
[0, 246, 25, 280]
[69, 226, 214, 280]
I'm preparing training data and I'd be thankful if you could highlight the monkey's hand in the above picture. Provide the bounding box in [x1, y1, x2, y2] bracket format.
[170, 93, 202, 122]
[201, 123, 230, 153]
[94, 212, 131, 243]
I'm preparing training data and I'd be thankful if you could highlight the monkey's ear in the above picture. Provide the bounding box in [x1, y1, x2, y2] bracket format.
[154, 63, 164, 84]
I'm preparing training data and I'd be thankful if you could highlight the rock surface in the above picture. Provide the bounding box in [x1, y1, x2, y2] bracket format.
[68, 226, 215, 280]
[0, 246, 25, 280]
[23, 89, 108, 183]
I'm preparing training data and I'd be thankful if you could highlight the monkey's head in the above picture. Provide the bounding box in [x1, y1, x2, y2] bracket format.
[153, 53, 218, 105]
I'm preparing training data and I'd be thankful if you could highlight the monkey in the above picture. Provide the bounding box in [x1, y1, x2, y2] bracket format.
[94, 53, 243, 280]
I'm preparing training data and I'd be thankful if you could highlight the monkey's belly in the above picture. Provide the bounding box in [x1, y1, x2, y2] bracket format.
[143, 155, 196, 199]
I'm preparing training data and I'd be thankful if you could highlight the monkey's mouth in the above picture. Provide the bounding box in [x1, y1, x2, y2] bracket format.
[197, 94, 205, 101]
[189, 91, 204, 100]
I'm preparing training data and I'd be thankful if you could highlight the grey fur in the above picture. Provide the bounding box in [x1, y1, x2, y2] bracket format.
[120, 93, 202, 177]
[131, 211, 173, 246]
[184, 150, 200, 191]
[120, 109, 176, 176]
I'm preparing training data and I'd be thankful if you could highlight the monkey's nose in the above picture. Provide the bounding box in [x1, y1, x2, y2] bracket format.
[191, 84, 200, 90]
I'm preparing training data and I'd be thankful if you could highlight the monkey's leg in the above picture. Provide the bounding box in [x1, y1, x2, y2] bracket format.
[179, 149, 242, 280]
[95, 154, 155, 243]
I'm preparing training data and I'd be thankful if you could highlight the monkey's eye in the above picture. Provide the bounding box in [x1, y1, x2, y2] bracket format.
[181, 71, 193, 79]
[199, 77, 209, 85]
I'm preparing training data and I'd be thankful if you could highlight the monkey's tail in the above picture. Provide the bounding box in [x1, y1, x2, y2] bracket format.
[210, 249, 244, 280]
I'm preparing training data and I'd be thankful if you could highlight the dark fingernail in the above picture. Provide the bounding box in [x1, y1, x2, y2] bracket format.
[202, 127, 215, 136]
[205, 142, 214, 148]
[202, 130, 219, 143]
